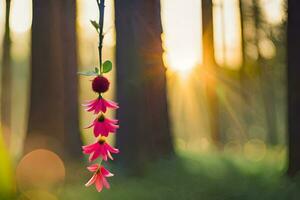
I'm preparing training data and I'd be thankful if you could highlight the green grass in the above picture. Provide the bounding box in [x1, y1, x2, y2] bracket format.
[59, 151, 300, 200]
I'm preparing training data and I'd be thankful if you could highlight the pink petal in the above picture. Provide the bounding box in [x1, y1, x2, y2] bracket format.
[100, 132, 109, 137]
[94, 122, 108, 137]
[102, 154, 108, 161]
[90, 150, 101, 162]
[99, 99, 107, 113]
[104, 99, 119, 109]
[83, 98, 109, 115]
[106, 123, 119, 133]
[95, 176, 103, 192]
[101, 166, 114, 177]
[85, 173, 97, 187]
[94, 101, 103, 113]
[106, 143, 119, 154]
[105, 118, 118, 124]
[82, 143, 97, 153]
[102, 149, 108, 158]
[88, 152, 95, 162]
[102, 176, 110, 189]
[86, 105, 96, 112]
[87, 164, 99, 172]
[107, 151, 113, 160]
[82, 99, 96, 107]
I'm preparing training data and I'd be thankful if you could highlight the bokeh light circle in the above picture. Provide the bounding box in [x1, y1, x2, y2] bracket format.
[18, 190, 58, 200]
[16, 149, 65, 192]
[243, 139, 266, 162]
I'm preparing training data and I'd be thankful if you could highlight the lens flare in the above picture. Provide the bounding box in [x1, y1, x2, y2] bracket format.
[16, 149, 65, 192]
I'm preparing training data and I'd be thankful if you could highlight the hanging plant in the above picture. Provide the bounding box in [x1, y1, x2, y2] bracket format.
[78, 0, 119, 192]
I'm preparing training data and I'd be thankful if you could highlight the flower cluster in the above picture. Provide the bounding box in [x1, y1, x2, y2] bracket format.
[82, 75, 119, 192]
[79, 0, 118, 192]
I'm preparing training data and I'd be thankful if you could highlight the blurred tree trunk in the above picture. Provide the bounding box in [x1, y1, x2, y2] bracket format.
[202, 0, 221, 148]
[1, 0, 12, 147]
[115, 0, 174, 173]
[253, 0, 277, 145]
[238, 0, 251, 140]
[26, 0, 81, 159]
[238, 0, 247, 101]
[287, 0, 300, 176]
[220, 1, 227, 67]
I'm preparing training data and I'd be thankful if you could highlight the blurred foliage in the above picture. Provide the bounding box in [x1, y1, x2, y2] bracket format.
[58, 151, 300, 200]
[0, 131, 14, 199]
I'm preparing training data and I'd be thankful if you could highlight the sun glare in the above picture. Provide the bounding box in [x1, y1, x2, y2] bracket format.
[161, 0, 202, 75]
[5, 0, 284, 72]
[10, 0, 32, 33]
[0, 1, 4, 24]
[213, 0, 242, 69]
[261, 0, 286, 25]
[161, 0, 244, 73]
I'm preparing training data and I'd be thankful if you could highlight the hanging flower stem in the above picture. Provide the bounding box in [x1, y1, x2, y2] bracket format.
[96, 0, 105, 74]
[79, 0, 119, 192]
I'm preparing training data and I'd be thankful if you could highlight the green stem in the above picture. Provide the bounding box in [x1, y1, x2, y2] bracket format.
[98, 158, 103, 168]
[96, 0, 105, 74]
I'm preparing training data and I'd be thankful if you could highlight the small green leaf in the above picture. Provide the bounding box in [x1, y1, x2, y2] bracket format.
[78, 70, 98, 76]
[95, 68, 99, 74]
[90, 20, 99, 32]
[102, 60, 112, 73]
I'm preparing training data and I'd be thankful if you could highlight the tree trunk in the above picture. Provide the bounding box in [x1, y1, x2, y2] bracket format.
[287, 0, 300, 176]
[1, 0, 12, 147]
[202, 0, 221, 148]
[238, 0, 251, 140]
[26, 0, 81, 159]
[238, 0, 247, 101]
[115, 0, 174, 173]
[253, 0, 278, 145]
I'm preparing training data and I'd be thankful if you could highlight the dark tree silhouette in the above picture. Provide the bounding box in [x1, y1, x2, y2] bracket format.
[26, 0, 81, 158]
[1, 0, 12, 146]
[287, 0, 300, 176]
[202, 0, 221, 148]
[115, 0, 174, 172]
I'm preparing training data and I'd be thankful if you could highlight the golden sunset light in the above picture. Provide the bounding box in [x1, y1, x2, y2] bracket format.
[0, 0, 297, 199]
[10, 0, 32, 33]
[3, 0, 285, 74]
[161, 0, 202, 73]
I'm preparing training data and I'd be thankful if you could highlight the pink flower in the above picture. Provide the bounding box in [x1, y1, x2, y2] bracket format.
[83, 96, 119, 114]
[85, 115, 119, 137]
[82, 137, 119, 162]
[85, 164, 113, 192]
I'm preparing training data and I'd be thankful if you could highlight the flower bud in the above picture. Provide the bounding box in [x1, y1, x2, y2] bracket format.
[92, 76, 110, 93]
